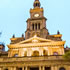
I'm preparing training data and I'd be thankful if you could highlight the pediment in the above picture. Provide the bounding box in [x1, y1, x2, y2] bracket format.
[17, 35, 53, 44]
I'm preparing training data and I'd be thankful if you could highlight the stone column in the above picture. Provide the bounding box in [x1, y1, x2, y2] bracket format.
[67, 66, 70, 70]
[51, 66, 55, 70]
[37, 23, 38, 30]
[39, 66, 42, 70]
[0, 67, 2, 70]
[48, 48, 50, 55]
[39, 50, 43, 56]
[10, 67, 16, 70]
[22, 67, 25, 70]
[54, 66, 58, 70]
[13, 67, 16, 70]
[10, 67, 13, 70]
[25, 66, 28, 70]
[42, 66, 45, 70]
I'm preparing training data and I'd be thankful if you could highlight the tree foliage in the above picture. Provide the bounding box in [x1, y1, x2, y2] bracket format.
[63, 51, 70, 60]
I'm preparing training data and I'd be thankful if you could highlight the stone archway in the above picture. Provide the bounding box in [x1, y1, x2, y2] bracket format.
[32, 51, 39, 56]
[59, 67, 66, 70]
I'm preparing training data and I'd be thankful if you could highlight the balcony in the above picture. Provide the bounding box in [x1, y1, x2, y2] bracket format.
[0, 55, 64, 62]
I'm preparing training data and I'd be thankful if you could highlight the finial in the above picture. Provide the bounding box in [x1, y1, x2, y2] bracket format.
[22, 34, 24, 38]
[48, 32, 49, 35]
[12, 34, 15, 38]
[66, 45, 68, 48]
[57, 30, 60, 34]
[35, 0, 39, 1]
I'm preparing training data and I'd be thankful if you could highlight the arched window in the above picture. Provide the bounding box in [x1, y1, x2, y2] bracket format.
[32, 51, 39, 56]
[59, 67, 66, 70]
[53, 52, 58, 55]
[36, 3, 38, 6]
[32, 24, 34, 30]
[38, 23, 40, 29]
[35, 24, 37, 30]
[38, 3, 40, 7]
[13, 54, 18, 57]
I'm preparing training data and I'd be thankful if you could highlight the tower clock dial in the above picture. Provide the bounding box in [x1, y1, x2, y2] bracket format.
[34, 13, 39, 17]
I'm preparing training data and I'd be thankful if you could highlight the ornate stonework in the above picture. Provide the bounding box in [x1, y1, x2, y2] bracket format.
[0, 0, 70, 70]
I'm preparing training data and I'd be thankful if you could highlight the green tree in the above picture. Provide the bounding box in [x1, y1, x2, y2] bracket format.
[63, 51, 70, 60]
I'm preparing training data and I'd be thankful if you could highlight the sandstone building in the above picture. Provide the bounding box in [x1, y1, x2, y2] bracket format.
[0, 0, 70, 70]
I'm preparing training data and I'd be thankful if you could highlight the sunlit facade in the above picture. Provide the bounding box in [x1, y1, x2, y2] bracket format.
[0, 0, 70, 70]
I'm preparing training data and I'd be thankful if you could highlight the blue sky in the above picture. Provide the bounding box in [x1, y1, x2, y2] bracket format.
[0, 0, 70, 51]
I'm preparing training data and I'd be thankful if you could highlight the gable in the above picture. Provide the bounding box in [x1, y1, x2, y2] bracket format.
[17, 35, 53, 44]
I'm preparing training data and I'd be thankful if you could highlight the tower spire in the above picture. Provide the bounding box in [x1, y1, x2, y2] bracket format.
[33, 0, 41, 8]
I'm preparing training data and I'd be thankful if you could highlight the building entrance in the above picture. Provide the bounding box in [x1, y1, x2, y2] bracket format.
[30, 67, 39, 70]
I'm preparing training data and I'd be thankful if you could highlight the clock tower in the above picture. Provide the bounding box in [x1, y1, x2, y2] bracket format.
[25, 0, 49, 39]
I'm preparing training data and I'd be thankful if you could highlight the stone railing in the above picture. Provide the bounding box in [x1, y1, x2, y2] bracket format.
[0, 55, 64, 62]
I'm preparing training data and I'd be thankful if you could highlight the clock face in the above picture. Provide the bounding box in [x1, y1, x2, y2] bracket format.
[34, 14, 39, 17]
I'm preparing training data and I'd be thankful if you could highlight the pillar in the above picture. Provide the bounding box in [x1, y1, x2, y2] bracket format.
[51, 66, 55, 70]
[10, 67, 13, 70]
[67, 66, 70, 70]
[0, 67, 2, 70]
[54, 66, 58, 70]
[13, 67, 16, 70]
[22, 67, 24, 70]
[39, 50, 43, 56]
[25, 66, 28, 70]
[42, 66, 45, 70]
[39, 66, 42, 70]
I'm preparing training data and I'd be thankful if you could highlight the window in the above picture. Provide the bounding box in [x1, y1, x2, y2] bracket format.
[19, 68, 22, 70]
[14, 54, 18, 57]
[35, 24, 37, 30]
[59, 67, 66, 70]
[32, 51, 39, 56]
[53, 52, 58, 55]
[38, 23, 40, 29]
[36, 3, 38, 6]
[32, 24, 34, 30]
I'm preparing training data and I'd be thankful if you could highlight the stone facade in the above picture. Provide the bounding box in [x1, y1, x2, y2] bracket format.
[0, 0, 70, 70]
